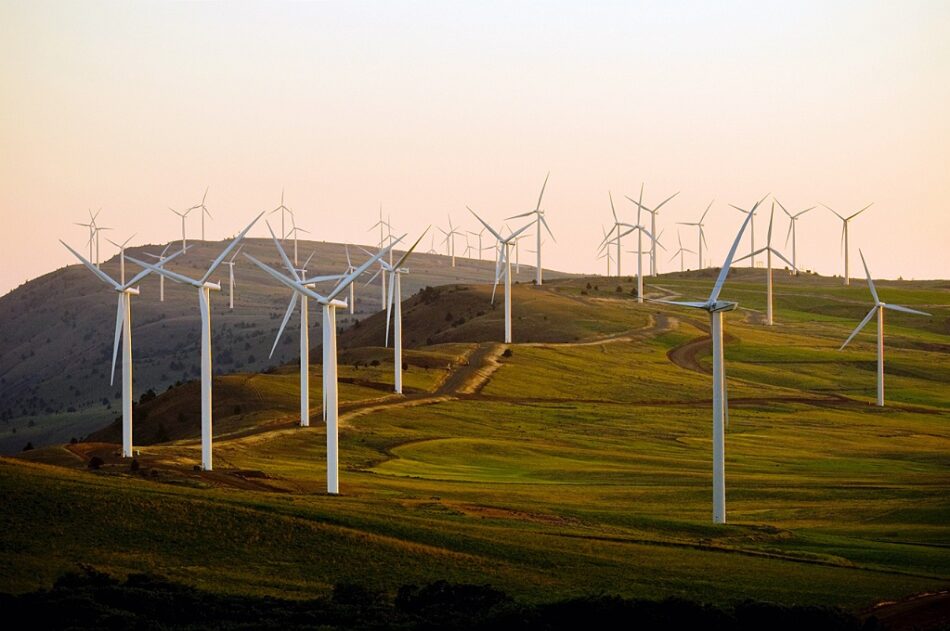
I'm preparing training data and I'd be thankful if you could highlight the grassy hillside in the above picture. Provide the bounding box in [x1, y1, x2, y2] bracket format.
[0, 239, 570, 453]
[2, 271, 948, 615]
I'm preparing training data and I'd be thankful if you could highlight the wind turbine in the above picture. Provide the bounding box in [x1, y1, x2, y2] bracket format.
[599, 193, 625, 277]
[60, 240, 185, 458]
[656, 195, 765, 524]
[618, 191, 662, 304]
[677, 201, 713, 270]
[379, 230, 428, 394]
[669, 231, 696, 273]
[189, 187, 213, 241]
[823, 203, 873, 285]
[368, 207, 391, 306]
[630, 185, 678, 277]
[169, 207, 192, 250]
[266, 228, 345, 429]
[468, 227, 486, 260]
[775, 199, 815, 274]
[126, 213, 263, 471]
[734, 203, 797, 325]
[730, 201, 759, 268]
[143, 244, 174, 302]
[105, 233, 136, 285]
[439, 216, 463, 267]
[468, 208, 532, 343]
[246, 238, 400, 494]
[839, 250, 930, 406]
[270, 189, 295, 240]
[507, 172, 555, 285]
[224, 246, 243, 310]
[287, 216, 310, 266]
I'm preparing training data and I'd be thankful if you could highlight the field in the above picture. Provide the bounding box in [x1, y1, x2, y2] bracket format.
[2, 268, 949, 617]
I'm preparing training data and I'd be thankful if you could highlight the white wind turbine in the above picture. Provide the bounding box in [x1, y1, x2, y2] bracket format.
[224, 246, 243, 310]
[378, 230, 428, 394]
[267, 231, 344, 429]
[629, 184, 678, 277]
[105, 233, 136, 285]
[270, 189, 295, 240]
[287, 216, 310, 266]
[144, 244, 174, 302]
[774, 199, 815, 274]
[468, 208, 532, 344]
[730, 201, 759, 268]
[169, 206, 192, 250]
[439, 216, 463, 267]
[189, 187, 213, 241]
[669, 231, 696, 273]
[823, 202, 873, 285]
[600, 192, 625, 277]
[247, 238, 400, 494]
[368, 207, 392, 307]
[617, 191, 662, 304]
[733, 203, 797, 325]
[507, 172, 555, 285]
[839, 250, 930, 407]
[656, 195, 764, 524]
[60, 240, 185, 458]
[677, 201, 713, 270]
[127, 214, 263, 471]
[468, 227, 486, 260]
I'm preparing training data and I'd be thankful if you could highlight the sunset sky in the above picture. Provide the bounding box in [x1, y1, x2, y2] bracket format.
[1, 1, 947, 295]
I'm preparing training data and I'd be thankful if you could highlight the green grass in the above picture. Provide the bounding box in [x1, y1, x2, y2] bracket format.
[2, 273, 948, 611]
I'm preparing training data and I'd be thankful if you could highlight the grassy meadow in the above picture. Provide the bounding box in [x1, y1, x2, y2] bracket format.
[2, 269, 948, 613]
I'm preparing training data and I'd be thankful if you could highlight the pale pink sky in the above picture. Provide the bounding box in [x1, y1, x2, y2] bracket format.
[1, 1, 948, 295]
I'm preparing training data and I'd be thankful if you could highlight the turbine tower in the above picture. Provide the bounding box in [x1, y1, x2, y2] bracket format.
[127, 214, 263, 471]
[189, 188, 212, 241]
[657, 195, 765, 524]
[60, 241, 184, 458]
[507, 172, 555, 285]
[677, 201, 713, 270]
[774, 199, 814, 274]
[380, 230, 428, 394]
[734, 203, 797, 325]
[839, 250, 930, 406]
[468, 208, 532, 344]
[247, 239, 400, 494]
[823, 203, 872, 285]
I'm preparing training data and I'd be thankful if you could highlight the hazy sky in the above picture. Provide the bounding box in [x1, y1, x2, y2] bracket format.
[1, 0, 948, 295]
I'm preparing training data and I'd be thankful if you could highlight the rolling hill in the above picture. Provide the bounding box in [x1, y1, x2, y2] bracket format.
[0, 238, 571, 454]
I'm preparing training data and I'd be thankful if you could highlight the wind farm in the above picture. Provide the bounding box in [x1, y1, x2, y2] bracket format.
[1, 2, 948, 629]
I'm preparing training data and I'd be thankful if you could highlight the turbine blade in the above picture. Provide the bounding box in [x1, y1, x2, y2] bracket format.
[60, 240, 121, 290]
[110, 294, 123, 386]
[883, 304, 932, 317]
[858, 249, 879, 304]
[270, 292, 299, 358]
[709, 195, 764, 303]
[467, 207, 504, 243]
[201, 212, 264, 283]
[385, 271, 396, 347]
[840, 306, 878, 350]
